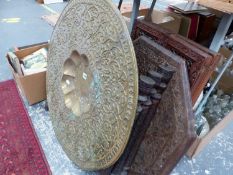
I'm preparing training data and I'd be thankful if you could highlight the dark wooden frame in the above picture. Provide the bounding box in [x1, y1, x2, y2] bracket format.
[131, 19, 221, 104]
[111, 36, 195, 175]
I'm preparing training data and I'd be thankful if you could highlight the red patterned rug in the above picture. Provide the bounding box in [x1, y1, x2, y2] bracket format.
[0, 80, 51, 175]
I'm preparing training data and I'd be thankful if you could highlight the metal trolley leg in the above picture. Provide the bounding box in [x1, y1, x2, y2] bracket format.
[129, 0, 141, 33]
[210, 14, 233, 52]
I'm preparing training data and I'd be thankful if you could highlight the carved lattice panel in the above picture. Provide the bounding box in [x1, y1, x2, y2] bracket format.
[131, 19, 221, 104]
[114, 36, 196, 175]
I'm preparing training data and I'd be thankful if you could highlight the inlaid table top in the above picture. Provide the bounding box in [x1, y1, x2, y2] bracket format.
[47, 0, 138, 171]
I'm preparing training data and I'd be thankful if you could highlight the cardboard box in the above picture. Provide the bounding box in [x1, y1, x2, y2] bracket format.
[211, 47, 233, 94]
[218, 47, 232, 68]
[120, 3, 148, 14]
[187, 110, 233, 157]
[121, 8, 149, 18]
[37, 0, 63, 4]
[6, 43, 48, 105]
[122, 8, 150, 31]
[122, 9, 181, 33]
[151, 10, 182, 34]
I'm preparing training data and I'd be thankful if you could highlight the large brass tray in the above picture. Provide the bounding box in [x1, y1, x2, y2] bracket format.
[46, 0, 138, 171]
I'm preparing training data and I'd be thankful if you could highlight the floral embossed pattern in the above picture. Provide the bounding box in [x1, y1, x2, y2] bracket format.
[47, 0, 138, 171]
[0, 80, 51, 175]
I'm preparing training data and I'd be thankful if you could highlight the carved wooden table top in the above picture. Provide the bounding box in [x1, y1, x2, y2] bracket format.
[46, 0, 138, 171]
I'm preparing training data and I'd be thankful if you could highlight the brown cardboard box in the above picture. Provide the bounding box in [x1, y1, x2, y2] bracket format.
[122, 8, 150, 31]
[219, 47, 232, 68]
[6, 43, 48, 105]
[122, 9, 181, 33]
[120, 3, 148, 14]
[37, 0, 63, 4]
[187, 110, 233, 157]
[121, 8, 149, 18]
[212, 47, 233, 94]
[37, 0, 44, 3]
[215, 73, 233, 94]
[151, 9, 182, 34]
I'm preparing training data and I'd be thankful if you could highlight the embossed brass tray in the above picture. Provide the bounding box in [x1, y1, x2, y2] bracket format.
[46, 0, 138, 171]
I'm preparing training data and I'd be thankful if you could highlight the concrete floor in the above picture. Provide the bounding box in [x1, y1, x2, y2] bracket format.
[0, 0, 233, 174]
